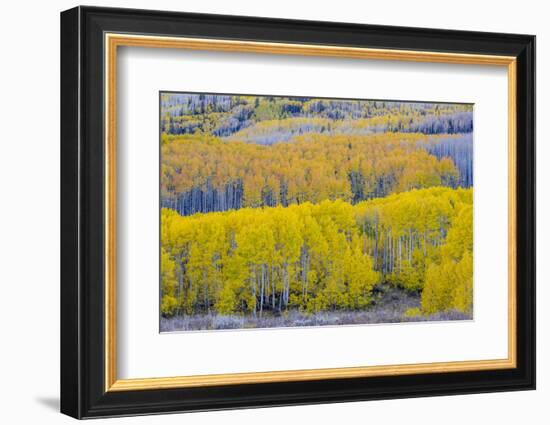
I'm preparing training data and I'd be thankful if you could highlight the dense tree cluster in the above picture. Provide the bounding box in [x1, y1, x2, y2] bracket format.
[355, 187, 473, 313]
[160, 93, 475, 325]
[161, 93, 473, 141]
[161, 200, 379, 317]
[161, 187, 473, 317]
[161, 133, 468, 216]
[224, 112, 472, 145]
[423, 134, 473, 187]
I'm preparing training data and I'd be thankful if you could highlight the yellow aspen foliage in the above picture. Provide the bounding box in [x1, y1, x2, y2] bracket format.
[421, 259, 457, 314]
[451, 252, 473, 314]
[159, 95, 474, 322]
[161, 186, 472, 317]
[421, 204, 473, 314]
[161, 133, 462, 208]
[441, 205, 473, 260]
[160, 248, 178, 316]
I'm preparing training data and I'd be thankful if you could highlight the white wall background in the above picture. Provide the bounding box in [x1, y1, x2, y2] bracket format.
[0, 0, 544, 423]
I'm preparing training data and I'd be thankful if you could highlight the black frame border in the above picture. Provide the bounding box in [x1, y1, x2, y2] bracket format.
[61, 6, 535, 419]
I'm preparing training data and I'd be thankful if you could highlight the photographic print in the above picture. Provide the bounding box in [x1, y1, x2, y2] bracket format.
[159, 93, 473, 332]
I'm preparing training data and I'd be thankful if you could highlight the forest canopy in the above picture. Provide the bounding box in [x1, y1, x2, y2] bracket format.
[159, 93, 474, 331]
[161, 187, 472, 318]
[161, 133, 471, 216]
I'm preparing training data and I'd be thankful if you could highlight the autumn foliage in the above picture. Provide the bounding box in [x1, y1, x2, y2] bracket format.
[161, 133, 465, 215]
[159, 93, 474, 327]
[161, 187, 472, 318]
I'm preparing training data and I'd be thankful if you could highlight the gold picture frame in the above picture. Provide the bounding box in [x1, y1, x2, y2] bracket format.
[104, 33, 517, 392]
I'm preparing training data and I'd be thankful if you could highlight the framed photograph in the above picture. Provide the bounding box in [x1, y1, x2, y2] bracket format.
[60, 6, 535, 419]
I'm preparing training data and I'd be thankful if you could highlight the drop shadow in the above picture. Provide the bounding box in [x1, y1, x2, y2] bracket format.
[35, 396, 59, 412]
